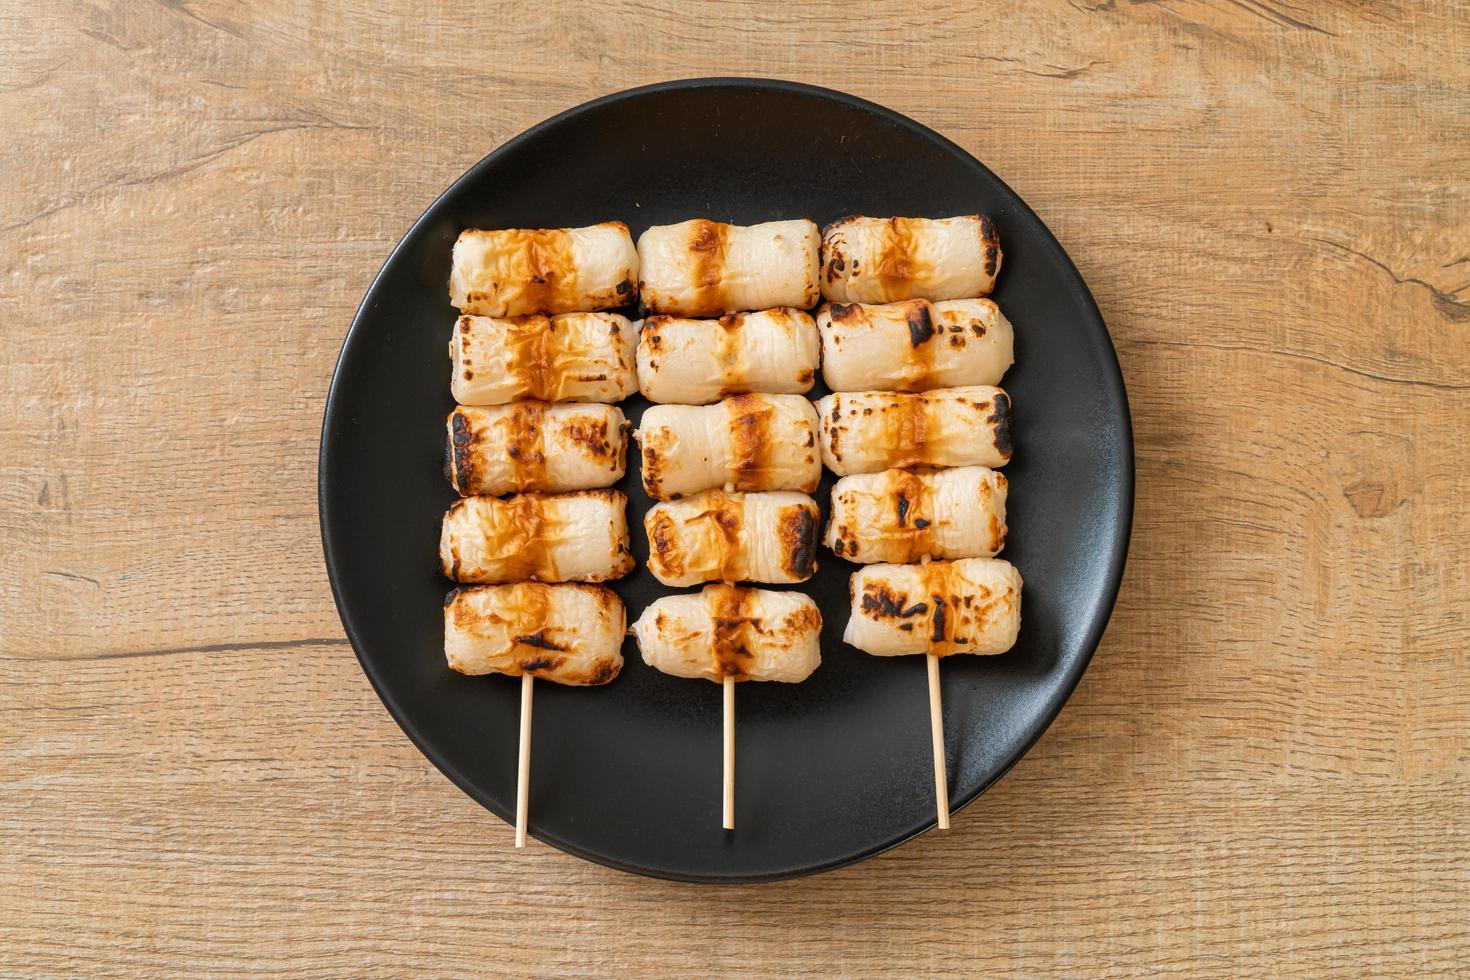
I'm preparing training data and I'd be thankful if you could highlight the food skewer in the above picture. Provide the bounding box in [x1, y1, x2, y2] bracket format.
[926, 651, 949, 829]
[517, 672, 534, 847]
[842, 557, 1022, 827]
[444, 221, 641, 850]
[723, 675, 735, 830]
[633, 584, 823, 829]
[445, 581, 625, 851]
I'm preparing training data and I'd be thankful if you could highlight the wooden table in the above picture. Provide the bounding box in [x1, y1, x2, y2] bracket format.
[3, 2, 1466, 975]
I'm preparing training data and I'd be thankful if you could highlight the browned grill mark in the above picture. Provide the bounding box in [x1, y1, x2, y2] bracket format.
[715, 312, 745, 395]
[687, 219, 730, 316]
[502, 402, 548, 491]
[514, 629, 567, 651]
[515, 584, 609, 683]
[587, 658, 621, 685]
[726, 394, 773, 491]
[695, 492, 744, 581]
[709, 583, 754, 680]
[518, 655, 562, 672]
[641, 317, 667, 354]
[858, 562, 980, 653]
[464, 494, 551, 582]
[886, 392, 932, 469]
[563, 414, 614, 463]
[979, 215, 1000, 279]
[640, 443, 664, 498]
[508, 228, 579, 314]
[590, 583, 621, 616]
[887, 473, 934, 564]
[860, 586, 927, 620]
[820, 220, 855, 285]
[821, 215, 859, 237]
[824, 396, 844, 463]
[504, 315, 556, 400]
[988, 390, 1013, 460]
[889, 470, 933, 562]
[447, 583, 623, 684]
[875, 218, 928, 300]
[905, 302, 936, 347]
[778, 503, 819, 581]
[512, 582, 553, 673]
[646, 508, 685, 580]
[448, 409, 482, 494]
[902, 300, 939, 391]
[785, 604, 822, 637]
[929, 594, 949, 643]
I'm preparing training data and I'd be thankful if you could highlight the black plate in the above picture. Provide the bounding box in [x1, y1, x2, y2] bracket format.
[320, 78, 1133, 883]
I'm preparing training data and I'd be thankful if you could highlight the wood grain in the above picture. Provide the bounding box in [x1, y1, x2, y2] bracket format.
[2, 0, 1467, 975]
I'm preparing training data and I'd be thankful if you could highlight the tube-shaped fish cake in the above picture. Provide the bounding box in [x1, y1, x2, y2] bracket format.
[820, 215, 1001, 303]
[446, 402, 627, 496]
[636, 308, 820, 404]
[444, 583, 625, 685]
[844, 558, 1022, 657]
[825, 466, 1007, 564]
[814, 386, 1012, 476]
[449, 222, 639, 317]
[817, 299, 1013, 392]
[440, 490, 633, 584]
[644, 489, 819, 587]
[637, 219, 820, 316]
[632, 585, 822, 683]
[636, 394, 821, 500]
[451, 313, 638, 405]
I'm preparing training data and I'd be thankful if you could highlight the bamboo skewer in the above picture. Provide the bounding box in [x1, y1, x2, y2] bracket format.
[723, 674, 736, 830]
[927, 653, 950, 830]
[516, 672, 534, 848]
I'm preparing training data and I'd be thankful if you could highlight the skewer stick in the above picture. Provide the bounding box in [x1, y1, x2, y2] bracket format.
[516, 672, 534, 848]
[722, 674, 736, 830]
[927, 653, 950, 830]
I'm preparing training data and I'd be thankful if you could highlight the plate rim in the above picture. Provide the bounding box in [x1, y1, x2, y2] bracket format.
[318, 76, 1135, 883]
